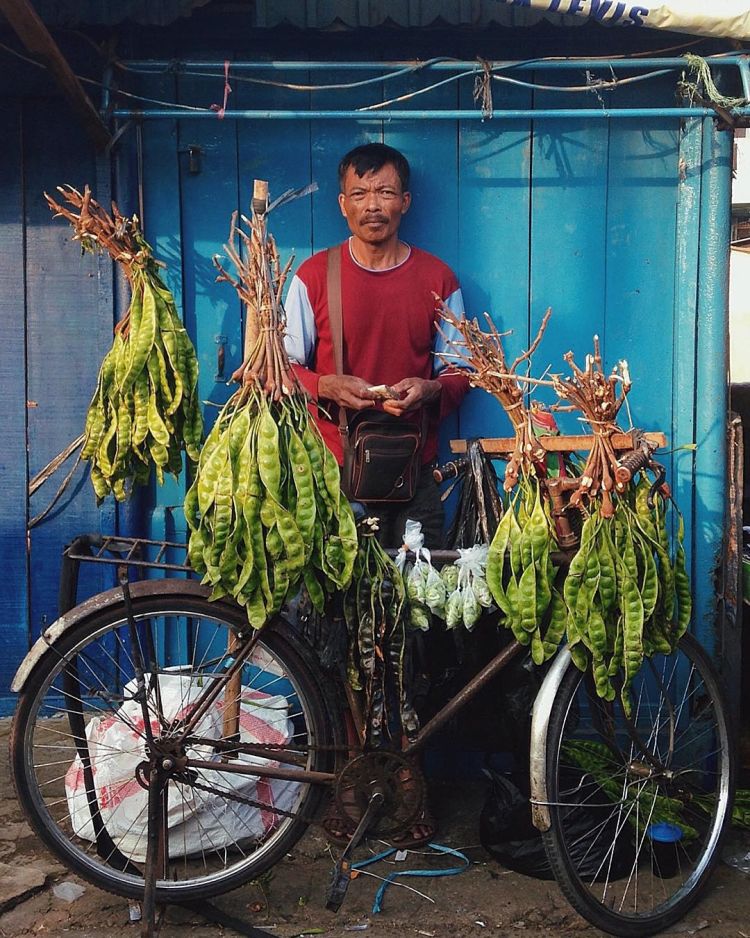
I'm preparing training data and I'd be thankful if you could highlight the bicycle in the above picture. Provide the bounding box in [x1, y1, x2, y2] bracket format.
[8, 431, 735, 938]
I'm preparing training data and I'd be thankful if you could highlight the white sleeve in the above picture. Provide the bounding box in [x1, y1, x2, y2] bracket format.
[283, 274, 317, 366]
[433, 286, 468, 376]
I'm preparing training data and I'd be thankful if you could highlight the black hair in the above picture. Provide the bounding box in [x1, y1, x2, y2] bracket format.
[338, 143, 410, 192]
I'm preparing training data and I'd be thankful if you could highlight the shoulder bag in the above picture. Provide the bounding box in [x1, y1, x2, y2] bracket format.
[326, 244, 425, 503]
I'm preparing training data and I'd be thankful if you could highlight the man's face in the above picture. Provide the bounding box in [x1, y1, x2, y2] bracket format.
[338, 163, 411, 246]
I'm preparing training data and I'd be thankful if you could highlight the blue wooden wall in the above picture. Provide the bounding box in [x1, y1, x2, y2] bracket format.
[126, 65, 729, 672]
[0, 94, 123, 711]
[0, 52, 732, 711]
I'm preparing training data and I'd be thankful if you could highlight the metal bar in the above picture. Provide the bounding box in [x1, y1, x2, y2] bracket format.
[65, 554, 191, 572]
[403, 639, 526, 756]
[186, 757, 335, 785]
[122, 57, 748, 72]
[672, 118, 703, 637]
[693, 119, 732, 663]
[738, 56, 750, 102]
[112, 106, 749, 121]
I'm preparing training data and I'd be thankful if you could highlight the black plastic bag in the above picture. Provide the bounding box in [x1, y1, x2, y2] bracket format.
[479, 767, 635, 881]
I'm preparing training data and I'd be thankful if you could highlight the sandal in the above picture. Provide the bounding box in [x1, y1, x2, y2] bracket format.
[386, 804, 437, 850]
[321, 797, 357, 847]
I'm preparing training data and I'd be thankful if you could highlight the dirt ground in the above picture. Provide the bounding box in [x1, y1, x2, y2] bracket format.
[1, 721, 749, 938]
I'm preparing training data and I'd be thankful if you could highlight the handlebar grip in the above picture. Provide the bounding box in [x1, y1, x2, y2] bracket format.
[615, 447, 651, 484]
[433, 457, 469, 484]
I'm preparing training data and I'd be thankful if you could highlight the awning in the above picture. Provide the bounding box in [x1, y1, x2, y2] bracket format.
[486, 1, 750, 42]
[9, 0, 750, 39]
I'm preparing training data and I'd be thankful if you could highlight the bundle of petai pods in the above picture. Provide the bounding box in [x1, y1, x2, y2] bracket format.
[46, 186, 202, 501]
[486, 477, 566, 665]
[438, 304, 693, 709]
[343, 518, 418, 746]
[185, 188, 357, 628]
[564, 476, 690, 714]
[185, 389, 356, 628]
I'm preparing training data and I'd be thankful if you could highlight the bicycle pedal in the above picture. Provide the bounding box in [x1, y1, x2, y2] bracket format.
[325, 859, 352, 912]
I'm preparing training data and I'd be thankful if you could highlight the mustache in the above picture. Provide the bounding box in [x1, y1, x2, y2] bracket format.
[361, 214, 388, 223]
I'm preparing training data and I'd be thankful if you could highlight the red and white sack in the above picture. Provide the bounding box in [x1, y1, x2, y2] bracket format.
[65, 671, 300, 862]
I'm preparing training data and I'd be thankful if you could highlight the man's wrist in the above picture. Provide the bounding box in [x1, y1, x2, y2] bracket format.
[318, 374, 335, 400]
[427, 378, 443, 402]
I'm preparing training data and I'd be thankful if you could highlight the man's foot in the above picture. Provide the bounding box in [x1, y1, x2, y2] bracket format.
[387, 804, 436, 849]
[322, 798, 357, 847]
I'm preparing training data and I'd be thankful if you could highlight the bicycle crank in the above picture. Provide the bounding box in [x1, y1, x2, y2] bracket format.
[326, 782, 385, 912]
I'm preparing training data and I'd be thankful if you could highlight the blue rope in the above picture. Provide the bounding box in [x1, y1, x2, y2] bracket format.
[351, 843, 470, 914]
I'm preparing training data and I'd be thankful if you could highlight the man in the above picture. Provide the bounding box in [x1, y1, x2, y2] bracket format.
[284, 142, 470, 547]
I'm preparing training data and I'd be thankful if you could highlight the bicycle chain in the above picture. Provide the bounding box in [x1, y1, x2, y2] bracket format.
[171, 772, 327, 830]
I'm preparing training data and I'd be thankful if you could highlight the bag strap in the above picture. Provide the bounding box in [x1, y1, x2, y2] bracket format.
[327, 244, 343, 378]
[326, 245, 350, 446]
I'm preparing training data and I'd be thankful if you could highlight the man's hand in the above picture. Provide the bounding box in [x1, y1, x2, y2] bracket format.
[382, 377, 442, 416]
[318, 374, 378, 411]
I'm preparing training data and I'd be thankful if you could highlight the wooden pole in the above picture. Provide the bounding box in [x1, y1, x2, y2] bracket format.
[0, 0, 111, 150]
[449, 430, 667, 455]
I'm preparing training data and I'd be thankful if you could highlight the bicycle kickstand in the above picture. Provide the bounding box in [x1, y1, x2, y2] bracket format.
[325, 785, 385, 912]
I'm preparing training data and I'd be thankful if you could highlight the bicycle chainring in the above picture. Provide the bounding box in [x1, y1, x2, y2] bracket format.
[334, 751, 425, 838]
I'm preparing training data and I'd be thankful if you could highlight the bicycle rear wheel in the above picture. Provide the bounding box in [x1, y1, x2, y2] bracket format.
[10, 593, 336, 902]
[543, 633, 734, 937]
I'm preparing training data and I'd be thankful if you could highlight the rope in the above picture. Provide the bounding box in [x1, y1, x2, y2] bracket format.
[682, 53, 746, 109]
[352, 843, 470, 914]
[473, 58, 493, 120]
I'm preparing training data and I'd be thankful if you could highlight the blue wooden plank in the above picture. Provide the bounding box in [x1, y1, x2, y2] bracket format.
[601, 81, 679, 445]
[692, 119, 732, 658]
[309, 71, 383, 254]
[0, 100, 30, 708]
[176, 69, 242, 433]
[601, 82, 681, 539]
[672, 119, 703, 590]
[24, 99, 111, 647]
[384, 75, 459, 272]
[528, 79, 611, 435]
[235, 71, 314, 338]
[135, 72, 192, 541]
[456, 73, 533, 443]
[234, 72, 314, 248]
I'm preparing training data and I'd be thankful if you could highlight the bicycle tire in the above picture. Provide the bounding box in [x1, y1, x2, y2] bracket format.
[10, 592, 338, 902]
[542, 633, 734, 937]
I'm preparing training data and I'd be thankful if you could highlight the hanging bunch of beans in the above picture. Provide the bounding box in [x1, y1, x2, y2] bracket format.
[46, 186, 202, 501]
[550, 340, 691, 714]
[435, 302, 562, 663]
[342, 517, 418, 746]
[486, 477, 565, 665]
[563, 475, 690, 713]
[437, 304, 692, 708]
[185, 184, 357, 628]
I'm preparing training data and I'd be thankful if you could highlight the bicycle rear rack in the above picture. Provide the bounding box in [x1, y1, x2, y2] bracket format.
[59, 534, 193, 617]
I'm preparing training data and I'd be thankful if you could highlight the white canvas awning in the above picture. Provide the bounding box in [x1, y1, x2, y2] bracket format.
[490, 1, 750, 41]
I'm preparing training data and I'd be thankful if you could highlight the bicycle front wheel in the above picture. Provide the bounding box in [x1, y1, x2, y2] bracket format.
[543, 633, 734, 937]
[10, 593, 336, 902]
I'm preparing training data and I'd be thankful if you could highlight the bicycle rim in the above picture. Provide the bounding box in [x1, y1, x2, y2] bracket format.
[543, 633, 734, 937]
[11, 596, 333, 901]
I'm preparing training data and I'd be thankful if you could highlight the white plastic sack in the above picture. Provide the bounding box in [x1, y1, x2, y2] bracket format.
[65, 671, 300, 862]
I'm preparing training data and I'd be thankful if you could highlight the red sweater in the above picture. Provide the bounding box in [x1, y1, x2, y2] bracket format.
[284, 241, 470, 464]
